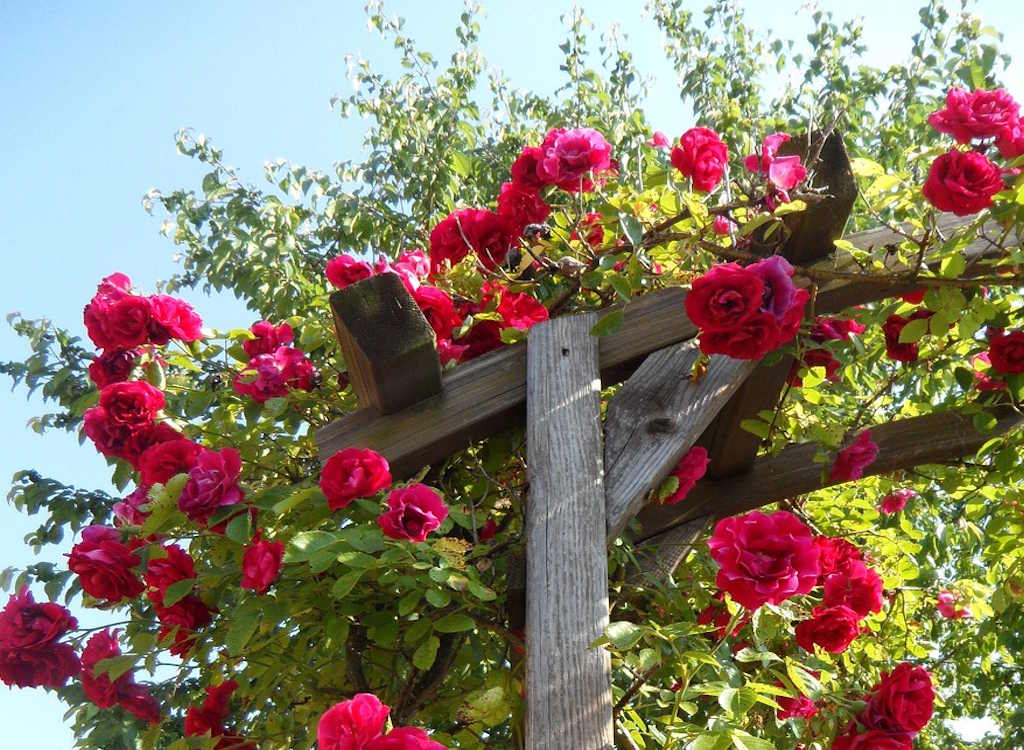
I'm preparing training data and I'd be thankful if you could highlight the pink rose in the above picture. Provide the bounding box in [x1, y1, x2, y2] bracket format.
[748, 256, 799, 322]
[113, 485, 151, 527]
[972, 352, 1006, 392]
[67, 526, 145, 603]
[241, 532, 284, 594]
[823, 559, 883, 617]
[810, 315, 865, 343]
[233, 346, 318, 402]
[88, 349, 137, 388]
[317, 693, 391, 750]
[936, 590, 970, 620]
[879, 488, 916, 514]
[366, 727, 448, 750]
[147, 294, 203, 344]
[662, 446, 710, 504]
[429, 208, 513, 273]
[320, 448, 392, 511]
[707, 510, 820, 609]
[646, 131, 671, 150]
[998, 120, 1024, 159]
[84, 293, 152, 351]
[922, 149, 1004, 216]
[99, 380, 165, 428]
[377, 484, 449, 543]
[745, 133, 807, 193]
[326, 254, 375, 290]
[987, 328, 1024, 374]
[177, 447, 245, 526]
[389, 248, 431, 290]
[670, 127, 728, 192]
[928, 87, 1020, 143]
[244, 321, 294, 357]
[795, 604, 862, 653]
[712, 215, 734, 236]
[536, 127, 613, 192]
[830, 430, 878, 483]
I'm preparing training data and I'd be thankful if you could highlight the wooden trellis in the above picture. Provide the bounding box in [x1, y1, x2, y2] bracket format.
[315, 133, 1021, 750]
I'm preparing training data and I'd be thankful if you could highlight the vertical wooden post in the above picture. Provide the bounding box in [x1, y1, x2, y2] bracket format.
[525, 314, 614, 750]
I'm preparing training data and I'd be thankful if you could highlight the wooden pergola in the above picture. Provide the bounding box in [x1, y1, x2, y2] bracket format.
[314, 133, 1020, 750]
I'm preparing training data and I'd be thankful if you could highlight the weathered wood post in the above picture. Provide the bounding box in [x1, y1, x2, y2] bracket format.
[525, 313, 614, 750]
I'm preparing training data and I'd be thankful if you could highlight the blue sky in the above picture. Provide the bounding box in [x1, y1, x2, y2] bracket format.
[0, 1, 1019, 744]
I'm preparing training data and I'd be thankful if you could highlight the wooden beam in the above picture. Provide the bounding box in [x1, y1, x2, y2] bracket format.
[329, 273, 442, 413]
[525, 313, 614, 750]
[604, 340, 758, 540]
[635, 406, 1023, 548]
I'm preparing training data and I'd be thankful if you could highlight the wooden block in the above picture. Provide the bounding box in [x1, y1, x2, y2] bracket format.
[525, 313, 614, 750]
[604, 340, 759, 540]
[329, 273, 442, 414]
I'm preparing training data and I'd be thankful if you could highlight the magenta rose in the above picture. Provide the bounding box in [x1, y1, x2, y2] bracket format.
[88, 349, 137, 388]
[99, 380, 165, 429]
[496, 181, 551, 234]
[429, 208, 513, 273]
[320, 447, 392, 511]
[795, 604, 861, 653]
[744, 132, 807, 193]
[815, 535, 864, 580]
[998, 120, 1024, 159]
[138, 438, 202, 487]
[972, 352, 1006, 392]
[987, 328, 1024, 374]
[922, 149, 1004, 216]
[823, 559, 884, 617]
[377, 484, 449, 543]
[810, 315, 865, 342]
[67, 526, 145, 603]
[707, 510, 820, 609]
[147, 294, 203, 344]
[84, 293, 152, 351]
[936, 590, 970, 620]
[776, 690, 818, 721]
[326, 254, 374, 289]
[859, 662, 935, 735]
[177, 447, 245, 527]
[662, 446, 710, 505]
[366, 727, 448, 750]
[536, 126, 612, 192]
[670, 127, 728, 192]
[233, 346, 317, 402]
[413, 285, 463, 339]
[113, 485, 151, 527]
[928, 87, 1020, 143]
[240, 533, 284, 594]
[830, 430, 878, 483]
[684, 263, 764, 332]
[144, 544, 196, 605]
[244, 320, 294, 357]
[747, 256, 799, 322]
[879, 488, 916, 514]
[317, 693, 391, 750]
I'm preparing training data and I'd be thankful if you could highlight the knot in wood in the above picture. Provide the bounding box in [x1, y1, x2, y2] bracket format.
[645, 416, 676, 435]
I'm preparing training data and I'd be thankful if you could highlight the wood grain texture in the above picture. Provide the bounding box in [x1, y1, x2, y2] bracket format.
[525, 313, 614, 750]
[329, 273, 441, 413]
[604, 340, 758, 540]
[636, 406, 1024, 547]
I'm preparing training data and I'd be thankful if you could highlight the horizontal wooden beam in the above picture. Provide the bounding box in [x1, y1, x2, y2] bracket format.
[634, 406, 1023, 546]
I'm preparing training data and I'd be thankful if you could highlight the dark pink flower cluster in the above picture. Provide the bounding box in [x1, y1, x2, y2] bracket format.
[685, 256, 809, 360]
[377, 484, 449, 543]
[145, 544, 215, 657]
[936, 590, 970, 620]
[80, 629, 160, 723]
[177, 446, 246, 528]
[240, 531, 284, 594]
[0, 589, 80, 689]
[670, 127, 729, 192]
[185, 680, 255, 749]
[744, 133, 808, 205]
[83, 380, 180, 467]
[661, 446, 709, 504]
[437, 282, 549, 366]
[832, 663, 934, 748]
[318, 692, 447, 750]
[233, 339, 318, 403]
[830, 431, 879, 483]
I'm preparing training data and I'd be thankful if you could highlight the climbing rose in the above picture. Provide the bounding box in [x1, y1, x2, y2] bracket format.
[80, 630, 159, 723]
[776, 691, 818, 721]
[922, 149, 1004, 216]
[113, 485, 151, 527]
[429, 208, 513, 273]
[241, 533, 285, 594]
[699, 311, 780, 360]
[928, 87, 1020, 143]
[496, 181, 550, 234]
[326, 254, 374, 290]
[99, 380, 165, 429]
[936, 590, 971, 620]
[496, 287, 549, 331]
[696, 594, 747, 640]
[138, 438, 202, 487]
[144, 544, 196, 605]
[972, 352, 1007, 392]
[831, 730, 912, 750]
[0, 588, 80, 689]
[662, 446, 709, 504]
[707, 510, 820, 610]
[880, 489, 916, 514]
[745, 132, 807, 193]
[823, 559, 884, 617]
[155, 595, 213, 657]
[84, 294, 152, 351]
[536, 126, 612, 192]
[177, 447, 245, 526]
[320, 448, 392, 511]
[685, 263, 765, 332]
[378, 484, 449, 543]
[185, 680, 253, 747]
[795, 604, 862, 653]
[712, 215, 734, 236]
[233, 346, 317, 402]
[67, 526, 145, 603]
[413, 285, 463, 339]
[987, 328, 1024, 374]
[572, 212, 605, 247]
[366, 727, 448, 750]
[670, 127, 728, 192]
[147, 294, 203, 344]
[859, 662, 935, 735]
[244, 321, 294, 357]
[810, 315, 865, 343]
[646, 130, 671, 149]
[88, 349, 137, 388]
[883, 310, 933, 363]
[997, 120, 1024, 159]
[749, 256, 800, 323]
[900, 288, 927, 305]
[317, 692, 391, 750]
[815, 536, 864, 581]
[391, 248, 431, 288]
[830, 431, 878, 483]
[509, 146, 547, 188]
[787, 347, 841, 387]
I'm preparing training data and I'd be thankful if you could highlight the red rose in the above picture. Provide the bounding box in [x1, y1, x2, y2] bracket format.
[244, 321, 294, 357]
[377, 484, 449, 543]
[776, 691, 818, 721]
[831, 730, 912, 750]
[186, 679, 239, 738]
[496, 287, 549, 331]
[366, 727, 448, 750]
[496, 181, 550, 235]
[155, 595, 214, 657]
[882, 310, 933, 363]
[900, 288, 927, 305]
[823, 559, 884, 617]
[99, 381, 165, 428]
[0, 588, 80, 688]
[922, 149, 1004, 216]
[478, 518, 498, 541]
[412, 285, 462, 339]
[859, 662, 935, 735]
[698, 310, 780, 360]
[320, 447, 392, 511]
[88, 349, 137, 388]
[998, 120, 1024, 159]
[178, 447, 245, 527]
[810, 315, 865, 342]
[317, 693, 391, 750]
[437, 337, 470, 367]
[830, 430, 878, 483]
[326, 254, 374, 289]
[116, 680, 162, 724]
[144, 544, 197, 605]
[241, 533, 284, 594]
[815, 536, 864, 581]
[662, 446, 709, 504]
[390, 248, 430, 290]
[795, 604, 861, 653]
[928, 87, 1020, 144]
[509, 146, 547, 189]
[536, 127, 612, 192]
[67, 526, 145, 603]
[84, 294, 152, 351]
[81, 629, 160, 723]
[987, 328, 1024, 374]
[670, 127, 728, 192]
[571, 212, 605, 247]
[879, 488, 916, 514]
[147, 294, 203, 344]
[707, 510, 820, 609]
[787, 348, 841, 387]
[972, 352, 1006, 392]
[685, 263, 764, 332]
[83, 406, 135, 461]
[138, 438, 202, 487]
[429, 208, 513, 273]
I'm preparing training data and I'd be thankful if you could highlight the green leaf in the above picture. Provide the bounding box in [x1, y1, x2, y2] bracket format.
[273, 486, 323, 515]
[285, 531, 339, 563]
[718, 687, 758, 717]
[850, 157, 884, 177]
[898, 317, 929, 344]
[739, 418, 770, 439]
[96, 654, 138, 682]
[425, 588, 451, 608]
[451, 151, 473, 177]
[772, 199, 806, 216]
[618, 212, 644, 248]
[225, 609, 260, 656]
[590, 309, 624, 337]
[730, 731, 776, 750]
[605, 621, 645, 650]
[224, 511, 252, 545]
[434, 613, 476, 633]
[332, 570, 363, 599]
[940, 253, 966, 278]
[413, 635, 440, 670]
[161, 578, 196, 608]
